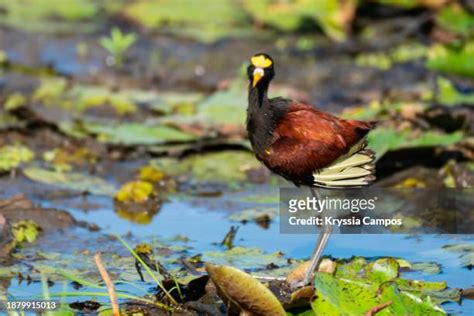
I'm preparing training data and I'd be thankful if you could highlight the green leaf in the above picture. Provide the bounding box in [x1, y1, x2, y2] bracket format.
[203, 247, 288, 271]
[368, 128, 464, 158]
[23, 167, 116, 196]
[84, 122, 196, 145]
[427, 42, 474, 78]
[123, 0, 249, 42]
[378, 282, 446, 315]
[312, 272, 379, 315]
[335, 257, 367, 279]
[436, 4, 474, 36]
[4, 93, 27, 111]
[365, 258, 399, 284]
[0, 145, 34, 172]
[0, 0, 99, 34]
[427, 77, 474, 106]
[442, 244, 474, 268]
[243, 0, 356, 41]
[12, 220, 41, 243]
[312, 272, 447, 315]
[410, 262, 441, 274]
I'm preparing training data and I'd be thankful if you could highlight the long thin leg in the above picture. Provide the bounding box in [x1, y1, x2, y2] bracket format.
[302, 187, 333, 286]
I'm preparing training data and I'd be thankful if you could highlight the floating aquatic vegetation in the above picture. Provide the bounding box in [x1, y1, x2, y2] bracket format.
[123, 0, 250, 42]
[23, 167, 116, 196]
[0, 145, 34, 173]
[243, 0, 357, 41]
[436, 3, 474, 36]
[374, 0, 446, 9]
[4, 93, 27, 112]
[33, 79, 138, 116]
[423, 77, 474, 106]
[33, 77, 68, 102]
[138, 165, 165, 183]
[11, 220, 41, 243]
[356, 43, 428, 70]
[156, 151, 263, 184]
[368, 127, 464, 158]
[114, 181, 161, 224]
[356, 52, 392, 70]
[0, 0, 99, 33]
[60, 121, 196, 145]
[427, 41, 474, 78]
[115, 181, 154, 204]
[197, 81, 247, 127]
[43, 147, 96, 172]
[442, 244, 474, 268]
[311, 257, 456, 315]
[203, 247, 288, 270]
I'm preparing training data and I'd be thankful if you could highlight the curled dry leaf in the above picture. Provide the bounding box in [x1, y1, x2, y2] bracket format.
[286, 259, 336, 287]
[205, 263, 286, 316]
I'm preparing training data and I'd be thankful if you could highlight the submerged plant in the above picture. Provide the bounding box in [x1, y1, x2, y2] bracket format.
[100, 27, 137, 67]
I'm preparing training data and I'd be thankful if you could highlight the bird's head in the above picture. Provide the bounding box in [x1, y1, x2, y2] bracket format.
[247, 53, 274, 88]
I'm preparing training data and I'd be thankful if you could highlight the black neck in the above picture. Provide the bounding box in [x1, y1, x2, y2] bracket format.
[248, 82, 269, 108]
[247, 82, 274, 156]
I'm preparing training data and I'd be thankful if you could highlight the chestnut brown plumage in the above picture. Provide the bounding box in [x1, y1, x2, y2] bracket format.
[247, 53, 376, 188]
[246, 53, 377, 286]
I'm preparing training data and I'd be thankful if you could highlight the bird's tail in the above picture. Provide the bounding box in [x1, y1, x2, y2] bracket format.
[313, 145, 375, 188]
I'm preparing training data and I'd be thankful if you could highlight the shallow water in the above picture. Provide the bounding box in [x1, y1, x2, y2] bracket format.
[3, 183, 473, 315]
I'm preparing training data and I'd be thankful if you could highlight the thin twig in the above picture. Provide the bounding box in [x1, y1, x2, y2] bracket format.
[365, 300, 393, 316]
[94, 252, 120, 316]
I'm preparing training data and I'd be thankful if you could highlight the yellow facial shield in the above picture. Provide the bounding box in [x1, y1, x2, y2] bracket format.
[251, 55, 273, 68]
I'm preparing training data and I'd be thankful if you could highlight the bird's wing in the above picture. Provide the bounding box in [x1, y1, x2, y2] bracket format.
[274, 102, 373, 154]
[265, 102, 376, 187]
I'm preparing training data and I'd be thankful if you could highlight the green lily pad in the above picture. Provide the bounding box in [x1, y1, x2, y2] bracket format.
[312, 272, 447, 315]
[243, 0, 356, 41]
[23, 167, 116, 196]
[378, 282, 446, 315]
[0, 145, 34, 172]
[442, 244, 474, 268]
[202, 247, 288, 271]
[410, 262, 441, 274]
[155, 151, 262, 183]
[0, 0, 99, 33]
[123, 0, 250, 42]
[145, 92, 204, 115]
[394, 278, 460, 306]
[4, 93, 27, 111]
[424, 77, 474, 106]
[335, 257, 367, 279]
[368, 128, 464, 158]
[365, 258, 399, 284]
[197, 84, 247, 126]
[312, 272, 380, 315]
[436, 3, 474, 36]
[427, 42, 474, 78]
[197, 79, 297, 127]
[60, 121, 196, 145]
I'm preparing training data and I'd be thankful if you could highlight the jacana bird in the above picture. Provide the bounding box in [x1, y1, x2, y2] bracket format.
[246, 53, 376, 286]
